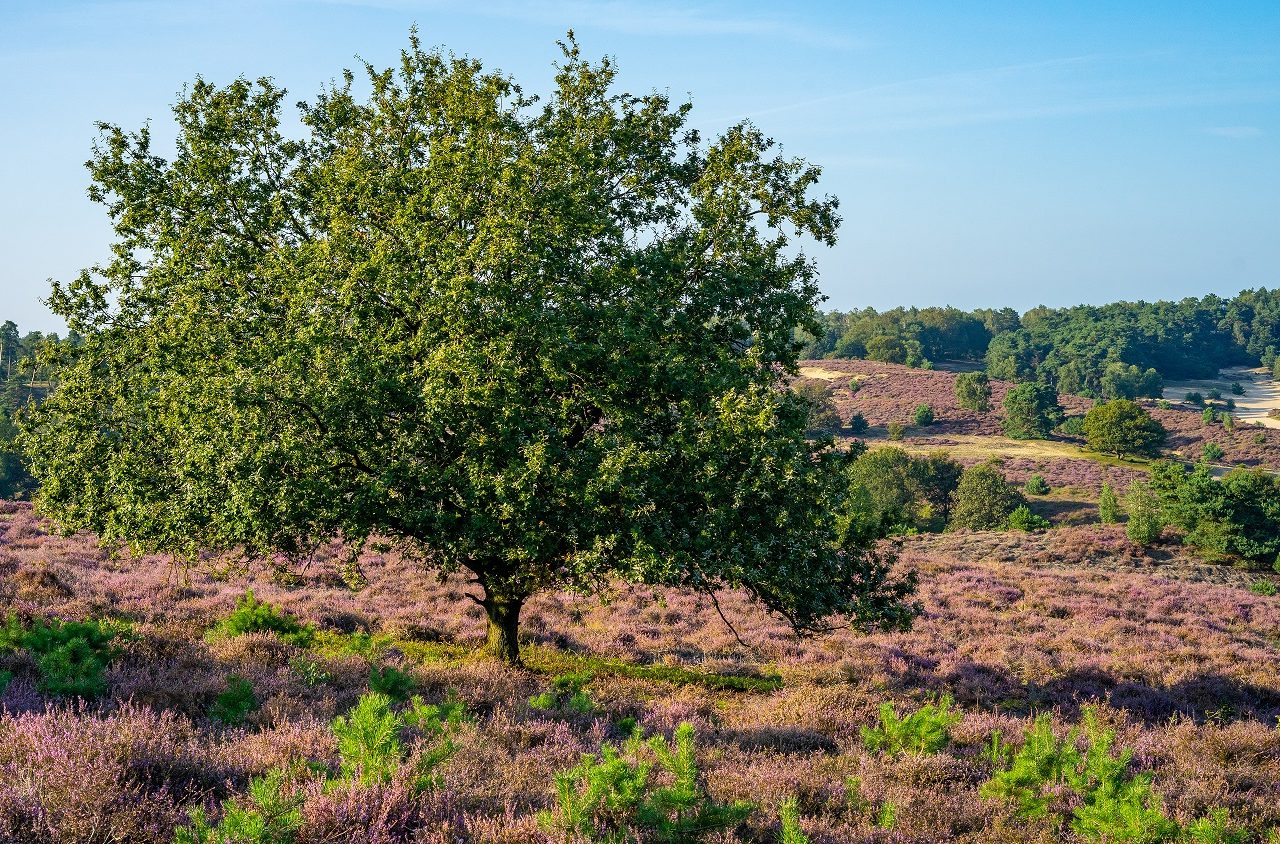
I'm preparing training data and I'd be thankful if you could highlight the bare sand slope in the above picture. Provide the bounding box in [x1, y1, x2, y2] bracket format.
[1163, 366, 1280, 428]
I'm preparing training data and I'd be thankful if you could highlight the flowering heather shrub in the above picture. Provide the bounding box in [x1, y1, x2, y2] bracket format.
[0, 501, 1279, 841]
[0, 703, 204, 843]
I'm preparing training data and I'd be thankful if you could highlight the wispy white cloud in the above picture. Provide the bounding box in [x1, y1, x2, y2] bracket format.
[712, 54, 1100, 124]
[297, 0, 856, 48]
[1205, 125, 1263, 138]
[709, 52, 1280, 132]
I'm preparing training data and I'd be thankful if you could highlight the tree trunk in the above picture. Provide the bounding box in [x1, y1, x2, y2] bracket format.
[483, 596, 524, 665]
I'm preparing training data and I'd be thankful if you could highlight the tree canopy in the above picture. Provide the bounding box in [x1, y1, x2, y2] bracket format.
[1001, 383, 1062, 440]
[1082, 400, 1166, 458]
[948, 463, 1025, 531]
[18, 35, 919, 664]
[954, 371, 991, 412]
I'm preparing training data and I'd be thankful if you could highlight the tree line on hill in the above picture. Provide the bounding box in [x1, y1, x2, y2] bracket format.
[800, 289, 1280, 397]
[0, 320, 70, 498]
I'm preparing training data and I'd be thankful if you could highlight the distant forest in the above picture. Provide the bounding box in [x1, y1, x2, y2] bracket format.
[3, 288, 1280, 497]
[801, 288, 1280, 398]
[0, 321, 66, 498]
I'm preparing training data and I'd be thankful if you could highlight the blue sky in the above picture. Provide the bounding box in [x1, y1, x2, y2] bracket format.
[2, 0, 1278, 333]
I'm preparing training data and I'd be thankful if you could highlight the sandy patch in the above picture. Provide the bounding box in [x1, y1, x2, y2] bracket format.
[798, 365, 857, 381]
[874, 433, 1144, 467]
[1162, 366, 1280, 429]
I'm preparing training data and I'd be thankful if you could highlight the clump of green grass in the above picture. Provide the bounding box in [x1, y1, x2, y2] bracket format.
[529, 671, 596, 713]
[209, 675, 258, 725]
[525, 647, 782, 694]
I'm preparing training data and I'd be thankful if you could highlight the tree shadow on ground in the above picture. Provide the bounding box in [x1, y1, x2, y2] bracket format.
[932, 660, 1280, 726]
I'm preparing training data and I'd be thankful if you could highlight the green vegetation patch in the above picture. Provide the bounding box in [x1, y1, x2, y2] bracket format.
[207, 590, 314, 646]
[0, 612, 126, 698]
[524, 646, 783, 694]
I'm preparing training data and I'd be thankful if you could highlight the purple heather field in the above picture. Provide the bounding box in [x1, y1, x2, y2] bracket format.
[1, 497, 1278, 842]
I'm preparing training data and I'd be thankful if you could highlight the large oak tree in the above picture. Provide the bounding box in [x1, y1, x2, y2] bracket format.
[20, 35, 918, 663]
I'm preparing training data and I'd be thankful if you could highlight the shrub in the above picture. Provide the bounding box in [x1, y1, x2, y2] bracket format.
[886, 421, 906, 441]
[1254, 432, 1267, 445]
[1002, 382, 1062, 440]
[793, 381, 842, 434]
[539, 722, 753, 842]
[847, 378, 861, 394]
[639, 722, 753, 840]
[779, 797, 809, 844]
[1206, 388, 1222, 400]
[1007, 505, 1050, 532]
[981, 711, 1177, 843]
[1123, 481, 1164, 546]
[332, 692, 405, 786]
[848, 447, 962, 535]
[369, 665, 416, 701]
[529, 672, 596, 713]
[1185, 392, 1204, 406]
[860, 695, 960, 755]
[1155, 399, 1171, 409]
[289, 656, 332, 686]
[1153, 463, 1280, 568]
[209, 676, 258, 725]
[209, 590, 313, 646]
[330, 691, 465, 790]
[1024, 474, 1050, 495]
[174, 768, 303, 844]
[1248, 580, 1277, 596]
[1184, 808, 1249, 844]
[949, 464, 1025, 531]
[1202, 407, 1218, 425]
[913, 404, 934, 426]
[1099, 483, 1120, 524]
[0, 613, 121, 698]
[955, 371, 992, 412]
[1230, 382, 1245, 396]
[1202, 442, 1224, 462]
[1057, 415, 1087, 437]
[1223, 413, 1235, 431]
[847, 412, 868, 435]
[539, 731, 652, 838]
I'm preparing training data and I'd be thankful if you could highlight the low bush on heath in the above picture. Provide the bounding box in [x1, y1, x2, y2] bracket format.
[0, 613, 123, 698]
[861, 695, 960, 756]
[207, 590, 314, 646]
[539, 721, 753, 842]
